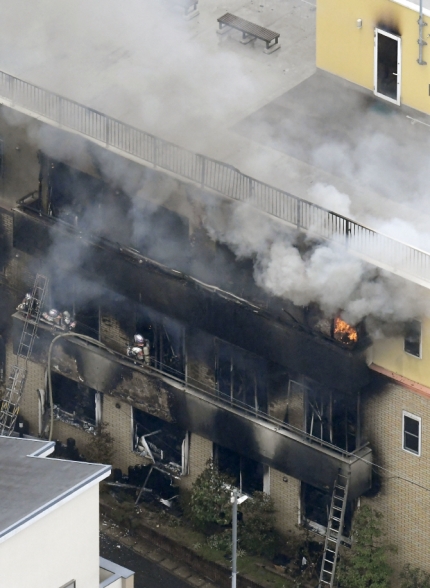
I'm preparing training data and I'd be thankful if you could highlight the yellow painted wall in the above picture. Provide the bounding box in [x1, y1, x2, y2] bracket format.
[317, 0, 430, 114]
[372, 316, 430, 387]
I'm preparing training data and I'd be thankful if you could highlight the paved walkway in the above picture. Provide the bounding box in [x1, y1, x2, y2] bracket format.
[100, 515, 219, 588]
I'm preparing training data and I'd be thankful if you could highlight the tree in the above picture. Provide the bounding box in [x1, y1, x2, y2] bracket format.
[189, 460, 232, 531]
[84, 421, 115, 465]
[400, 564, 430, 588]
[338, 505, 396, 588]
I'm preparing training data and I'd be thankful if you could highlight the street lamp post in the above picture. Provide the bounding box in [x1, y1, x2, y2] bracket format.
[231, 488, 248, 588]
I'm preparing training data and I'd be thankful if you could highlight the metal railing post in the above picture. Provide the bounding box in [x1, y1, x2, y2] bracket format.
[297, 199, 302, 229]
[199, 155, 206, 188]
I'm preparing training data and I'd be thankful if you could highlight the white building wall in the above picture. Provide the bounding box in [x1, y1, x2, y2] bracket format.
[0, 483, 100, 588]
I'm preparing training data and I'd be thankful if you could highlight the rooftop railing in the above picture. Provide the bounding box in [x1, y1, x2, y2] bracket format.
[1, 70, 430, 287]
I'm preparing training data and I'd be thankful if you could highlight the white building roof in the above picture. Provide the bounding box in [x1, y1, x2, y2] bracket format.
[0, 436, 110, 542]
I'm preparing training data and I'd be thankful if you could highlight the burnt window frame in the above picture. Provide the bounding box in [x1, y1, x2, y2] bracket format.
[132, 406, 189, 475]
[214, 338, 268, 413]
[213, 443, 268, 496]
[51, 373, 101, 429]
[301, 482, 354, 540]
[402, 411, 421, 456]
[134, 305, 186, 379]
[404, 319, 422, 359]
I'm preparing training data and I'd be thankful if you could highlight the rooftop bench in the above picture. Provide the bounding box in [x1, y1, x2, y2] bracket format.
[217, 13, 281, 53]
[174, 0, 199, 20]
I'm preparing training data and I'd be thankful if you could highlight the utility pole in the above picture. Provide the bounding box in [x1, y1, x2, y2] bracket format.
[231, 489, 248, 588]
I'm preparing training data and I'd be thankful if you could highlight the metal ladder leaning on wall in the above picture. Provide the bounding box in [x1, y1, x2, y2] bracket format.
[0, 274, 48, 436]
[318, 470, 350, 588]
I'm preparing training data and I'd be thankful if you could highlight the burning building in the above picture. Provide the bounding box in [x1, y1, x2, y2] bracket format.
[0, 0, 429, 583]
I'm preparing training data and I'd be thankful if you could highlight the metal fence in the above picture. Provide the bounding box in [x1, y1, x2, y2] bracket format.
[1, 70, 430, 285]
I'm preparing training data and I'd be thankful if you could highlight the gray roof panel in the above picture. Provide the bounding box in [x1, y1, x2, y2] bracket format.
[0, 436, 110, 540]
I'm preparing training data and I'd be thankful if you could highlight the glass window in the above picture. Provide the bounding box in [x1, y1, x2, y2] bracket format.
[404, 320, 421, 358]
[403, 412, 421, 456]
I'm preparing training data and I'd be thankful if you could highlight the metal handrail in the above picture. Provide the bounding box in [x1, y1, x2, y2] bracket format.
[3, 70, 430, 286]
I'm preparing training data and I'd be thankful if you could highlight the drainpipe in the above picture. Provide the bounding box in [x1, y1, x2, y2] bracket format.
[418, 0, 427, 65]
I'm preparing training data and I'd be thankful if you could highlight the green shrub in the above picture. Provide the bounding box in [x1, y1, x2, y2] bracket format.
[207, 529, 232, 552]
[338, 505, 396, 588]
[239, 491, 279, 558]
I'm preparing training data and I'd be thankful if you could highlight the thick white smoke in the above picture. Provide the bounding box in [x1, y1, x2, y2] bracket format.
[2, 0, 430, 332]
[204, 198, 430, 334]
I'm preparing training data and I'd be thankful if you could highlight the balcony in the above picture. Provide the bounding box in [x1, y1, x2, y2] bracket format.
[12, 203, 371, 393]
[13, 313, 372, 498]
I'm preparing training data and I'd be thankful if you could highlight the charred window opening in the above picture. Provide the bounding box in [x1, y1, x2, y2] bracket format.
[135, 305, 185, 378]
[74, 301, 99, 339]
[133, 408, 187, 473]
[306, 306, 362, 349]
[302, 382, 358, 452]
[38, 157, 191, 270]
[302, 482, 353, 537]
[51, 372, 98, 426]
[185, 328, 216, 394]
[214, 444, 264, 495]
[215, 339, 267, 412]
[45, 159, 131, 236]
[333, 317, 358, 347]
[404, 319, 421, 358]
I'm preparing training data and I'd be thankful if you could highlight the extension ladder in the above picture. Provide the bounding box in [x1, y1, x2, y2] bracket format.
[0, 274, 48, 435]
[318, 470, 350, 588]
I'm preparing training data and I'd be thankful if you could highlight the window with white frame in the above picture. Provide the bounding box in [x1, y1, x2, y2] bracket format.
[404, 320, 422, 358]
[403, 411, 421, 456]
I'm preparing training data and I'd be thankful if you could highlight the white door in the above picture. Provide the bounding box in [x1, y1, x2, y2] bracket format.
[374, 28, 402, 105]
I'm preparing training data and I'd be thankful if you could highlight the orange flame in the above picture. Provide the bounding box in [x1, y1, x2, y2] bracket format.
[334, 317, 358, 345]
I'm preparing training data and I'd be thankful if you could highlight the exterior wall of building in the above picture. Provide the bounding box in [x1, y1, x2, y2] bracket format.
[103, 393, 143, 473]
[372, 316, 430, 388]
[316, 0, 430, 114]
[270, 468, 301, 535]
[179, 433, 212, 490]
[362, 377, 430, 575]
[0, 483, 100, 588]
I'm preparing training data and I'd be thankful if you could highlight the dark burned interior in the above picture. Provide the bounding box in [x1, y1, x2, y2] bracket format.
[134, 408, 186, 470]
[214, 443, 265, 495]
[51, 372, 97, 425]
[135, 306, 185, 377]
[304, 384, 359, 452]
[302, 482, 353, 536]
[215, 339, 267, 411]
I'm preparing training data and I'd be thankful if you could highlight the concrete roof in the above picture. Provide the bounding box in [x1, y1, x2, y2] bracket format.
[0, 436, 110, 542]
